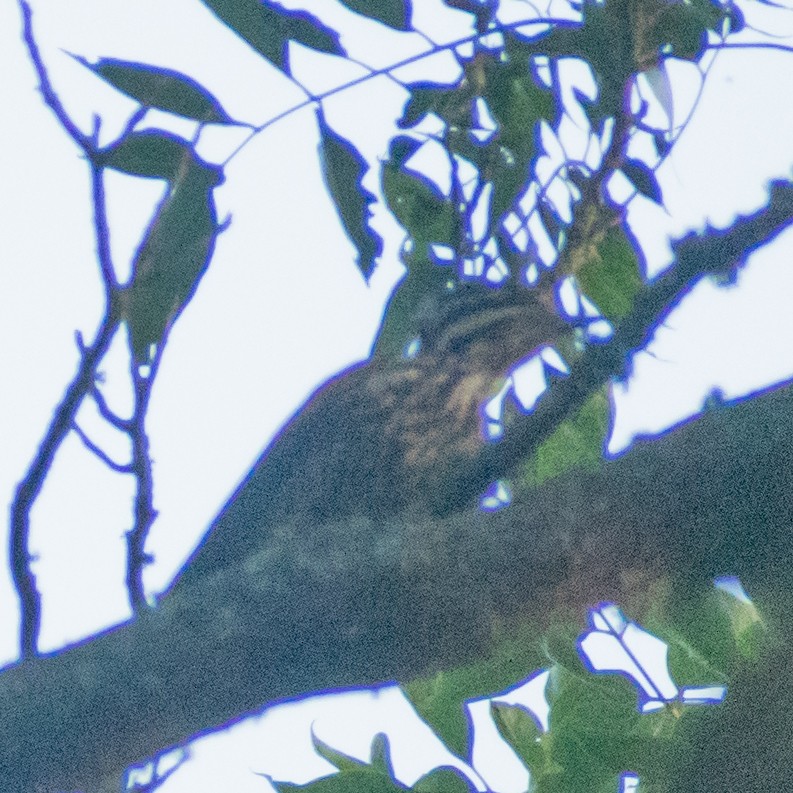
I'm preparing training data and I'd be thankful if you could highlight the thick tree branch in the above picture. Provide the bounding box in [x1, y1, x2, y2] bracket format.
[1, 184, 792, 792]
[3, 358, 793, 793]
[8, 3, 791, 791]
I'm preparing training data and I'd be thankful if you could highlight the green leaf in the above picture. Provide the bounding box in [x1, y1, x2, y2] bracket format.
[482, 40, 555, 220]
[318, 111, 383, 278]
[312, 731, 368, 773]
[383, 151, 456, 250]
[405, 626, 546, 756]
[117, 137, 224, 361]
[577, 224, 642, 322]
[275, 767, 406, 793]
[369, 733, 394, 777]
[302, 732, 407, 792]
[73, 56, 235, 124]
[621, 159, 663, 206]
[199, 0, 341, 69]
[343, 0, 411, 31]
[652, 0, 723, 62]
[713, 587, 766, 661]
[522, 390, 610, 488]
[654, 584, 741, 684]
[533, 1, 634, 107]
[412, 767, 475, 793]
[398, 86, 466, 129]
[97, 131, 223, 183]
[376, 148, 459, 357]
[490, 701, 546, 771]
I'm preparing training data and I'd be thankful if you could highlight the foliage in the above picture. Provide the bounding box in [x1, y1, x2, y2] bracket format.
[576, 226, 642, 322]
[274, 580, 776, 792]
[521, 388, 610, 487]
[234, 0, 782, 790]
[9, 0, 793, 790]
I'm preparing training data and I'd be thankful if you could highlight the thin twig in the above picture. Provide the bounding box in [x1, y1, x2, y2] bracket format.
[9, 312, 120, 656]
[20, 1, 91, 151]
[71, 422, 134, 474]
[14, 0, 126, 656]
[709, 40, 793, 55]
[90, 384, 133, 431]
[88, 158, 119, 291]
[220, 13, 585, 168]
[124, 343, 168, 612]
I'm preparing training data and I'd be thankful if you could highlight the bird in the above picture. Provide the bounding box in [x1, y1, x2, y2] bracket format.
[178, 281, 570, 585]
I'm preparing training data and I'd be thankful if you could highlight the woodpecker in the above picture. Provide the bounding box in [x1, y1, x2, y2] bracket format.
[180, 284, 569, 582]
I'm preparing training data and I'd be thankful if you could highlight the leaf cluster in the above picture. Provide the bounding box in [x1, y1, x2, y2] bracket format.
[276, 581, 775, 793]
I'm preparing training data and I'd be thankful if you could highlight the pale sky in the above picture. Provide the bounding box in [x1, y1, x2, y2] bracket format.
[2, 0, 793, 790]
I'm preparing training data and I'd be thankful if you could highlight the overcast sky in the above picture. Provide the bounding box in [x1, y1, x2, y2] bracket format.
[2, 0, 793, 790]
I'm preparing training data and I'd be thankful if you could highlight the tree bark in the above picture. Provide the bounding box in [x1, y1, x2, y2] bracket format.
[2, 364, 793, 792]
[3, 185, 793, 792]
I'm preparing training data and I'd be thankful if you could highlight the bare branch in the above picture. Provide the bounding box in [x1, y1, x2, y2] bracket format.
[9, 312, 120, 657]
[19, 1, 92, 152]
[220, 13, 586, 168]
[707, 41, 793, 56]
[90, 384, 132, 431]
[123, 350, 164, 614]
[71, 422, 134, 474]
[88, 159, 119, 291]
